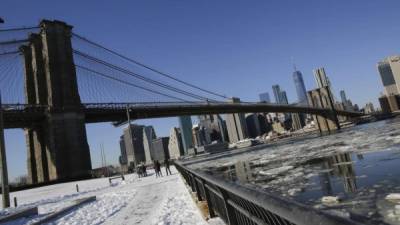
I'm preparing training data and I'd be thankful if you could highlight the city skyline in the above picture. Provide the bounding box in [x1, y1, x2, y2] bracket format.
[2, 0, 400, 179]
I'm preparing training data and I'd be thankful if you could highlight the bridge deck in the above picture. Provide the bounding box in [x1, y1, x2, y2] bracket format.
[1, 103, 363, 128]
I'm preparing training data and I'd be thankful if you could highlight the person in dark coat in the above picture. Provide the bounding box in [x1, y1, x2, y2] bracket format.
[141, 163, 147, 177]
[156, 160, 163, 177]
[154, 160, 159, 177]
[164, 158, 172, 175]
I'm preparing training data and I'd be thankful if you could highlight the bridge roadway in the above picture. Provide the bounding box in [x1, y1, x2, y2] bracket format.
[2, 102, 363, 129]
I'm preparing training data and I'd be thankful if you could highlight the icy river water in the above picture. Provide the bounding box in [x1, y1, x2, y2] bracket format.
[189, 118, 400, 224]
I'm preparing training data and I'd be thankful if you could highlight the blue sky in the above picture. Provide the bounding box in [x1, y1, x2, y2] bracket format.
[2, 0, 400, 179]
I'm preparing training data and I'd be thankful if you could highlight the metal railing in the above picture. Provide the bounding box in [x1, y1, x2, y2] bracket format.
[175, 161, 365, 225]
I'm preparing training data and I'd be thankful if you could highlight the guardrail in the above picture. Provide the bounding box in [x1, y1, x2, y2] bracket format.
[175, 161, 365, 225]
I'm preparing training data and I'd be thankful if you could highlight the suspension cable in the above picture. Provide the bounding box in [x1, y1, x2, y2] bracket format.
[0, 26, 39, 32]
[72, 32, 228, 99]
[76, 64, 190, 102]
[73, 49, 217, 102]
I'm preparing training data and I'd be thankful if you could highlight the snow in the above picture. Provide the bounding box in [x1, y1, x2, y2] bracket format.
[0, 167, 225, 225]
[386, 194, 400, 202]
[259, 166, 294, 176]
[321, 196, 340, 204]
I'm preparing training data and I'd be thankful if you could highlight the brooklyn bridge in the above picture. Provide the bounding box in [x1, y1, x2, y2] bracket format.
[0, 20, 362, 186]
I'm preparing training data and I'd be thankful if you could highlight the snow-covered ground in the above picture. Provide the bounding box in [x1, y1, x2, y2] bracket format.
[1, 167, 224, 225]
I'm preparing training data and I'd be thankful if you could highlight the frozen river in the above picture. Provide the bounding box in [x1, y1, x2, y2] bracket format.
[189, 118, 400, 224]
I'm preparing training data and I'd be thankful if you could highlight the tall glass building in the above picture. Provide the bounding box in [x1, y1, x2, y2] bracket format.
[377, 58, 399, 96]
[280, 91, 289, 104]
[178, 116, 193, 154]
[272, 85, 282, 104]
[293, 70, 308, 105]
[340, 90, 347, 103]
[313, 67, 330, 88]
[259, 92, 271, 103]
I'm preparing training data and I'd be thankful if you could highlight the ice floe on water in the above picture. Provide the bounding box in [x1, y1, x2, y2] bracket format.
[259, 166, 294, 176]
[189, 118, 400, 224]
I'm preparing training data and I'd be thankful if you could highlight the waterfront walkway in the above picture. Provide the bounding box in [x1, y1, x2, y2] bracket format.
[1, 167, 223, 225]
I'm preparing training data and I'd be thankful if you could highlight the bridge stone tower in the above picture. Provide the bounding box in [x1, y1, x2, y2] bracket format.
[21, 20, 91, 184]
[307, 87, 341, 133]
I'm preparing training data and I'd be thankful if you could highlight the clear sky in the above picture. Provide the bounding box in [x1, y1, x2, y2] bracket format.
[2, 0, 400, 179]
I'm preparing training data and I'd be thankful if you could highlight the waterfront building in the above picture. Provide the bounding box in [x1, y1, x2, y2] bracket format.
[123, 124, 147, 167]
[272, 85, 282, 104]
[353, 104, 360, 111]
[197, 116, 212, 145]
[257, 114, 270, 135]
[225, 97, 249, 143]
[364, 102, 375, 114]
[168, 127, 185, 159]
[339, 90, 353, 110]
[280, 91, 289, 104]
[291, 113, 303, 131]
[215, 114, 229, 143]
[196, 142, 229, 154]
[293, 70, 308, 105]
[259, 92, 271, 103]
[143, 126, 156, 165]
[178, 116, 193, 154]
[272, 121, 285, 134]
[198, 114, 226, 143]
[340, 90, 347, 104]
[377, 56, 400, 95]
[387, 95, 400, 112]
[151, 137, 170, 161]
[313, 67, 330, 88]
[192, 124, 209, 147]
[379, 95, 391, 113]
[245, 113, 262, 138]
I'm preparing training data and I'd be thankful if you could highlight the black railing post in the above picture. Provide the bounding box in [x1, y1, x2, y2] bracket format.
[193, 177, 203, 201]
[218, 188, 238, 225]
[201, 179, 216, 218]
[189, 174, 196, 192]
[175, 161, 363, 225]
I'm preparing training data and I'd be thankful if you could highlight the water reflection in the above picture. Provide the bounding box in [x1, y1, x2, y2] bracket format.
[195, 118, 400, 223]
[221, 152, 360, 195]
[318, 153, 358, 194]
[222, 161, 255, 182]
[235, 161, 254, 182]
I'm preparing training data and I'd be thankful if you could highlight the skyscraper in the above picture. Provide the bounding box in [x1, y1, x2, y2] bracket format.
[340, 90, 347, 103]
[168, 127, 184, 159]
[272, 85, 282, 104]
[280, 91, 289, 104]
[178, 116, 193, 154]
[387, 56, 400, 92]
[377, 56, 400, 96]
[291, 113, 303, 131]
[225, 97, 249, 143]
[123, 124, 148, 167]
[313, 67, 330, 88]
[259, 92, 271, 103]
[245, 113, 262, 138]
[293, 70, 308, 105]
[143, 126, 156, 164]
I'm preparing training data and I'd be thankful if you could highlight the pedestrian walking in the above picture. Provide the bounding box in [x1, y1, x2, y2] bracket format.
[164, 158, 172, 175]
[142, 163, 147, 177]
[154, 160, 159, 178]
[156, 160, 163, 177]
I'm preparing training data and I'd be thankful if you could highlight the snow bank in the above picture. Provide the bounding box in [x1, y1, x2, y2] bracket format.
[1, 167, 224, 225]
[51, 190, 137, 225]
